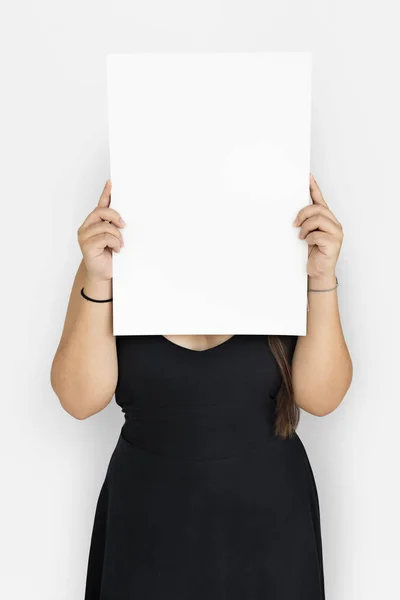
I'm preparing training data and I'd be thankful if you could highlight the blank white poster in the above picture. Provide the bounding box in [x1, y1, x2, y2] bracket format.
[106, 52, 312, 336]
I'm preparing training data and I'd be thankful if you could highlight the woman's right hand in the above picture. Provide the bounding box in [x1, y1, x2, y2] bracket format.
[77, 179, 125, 284]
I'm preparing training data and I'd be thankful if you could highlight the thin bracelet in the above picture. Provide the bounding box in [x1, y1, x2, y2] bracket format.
[80, 287, 113, 303]
[308, 276, 339, 292]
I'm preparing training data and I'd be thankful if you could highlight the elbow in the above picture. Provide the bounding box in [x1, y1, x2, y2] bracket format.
[295, 385, 352, 418]
[299, 388, 350, 417]
[295, 398, 338, 417]
[51, 384, 114, 421]
[54, 387, 97, 420]
[51, 376, 92, 420]
[310, 403, 341, 417]
[50, 361, 94, 421]
[60, 401, 92, 420]
[50, 355, 117, 420]
[52, 385, 114, 420]
[294, 359, 354, 418]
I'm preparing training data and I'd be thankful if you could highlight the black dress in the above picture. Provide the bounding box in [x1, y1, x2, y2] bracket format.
[84, 334, 325, 599]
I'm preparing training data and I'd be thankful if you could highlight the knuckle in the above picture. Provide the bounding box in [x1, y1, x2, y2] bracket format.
[297, 205, 310, 219]
[302, 205, 313, 216]
[104, 207, 120, 222]
[106, 221, 121, 236]
[336, 225, 344, 239]
[297, 207, 306, 218]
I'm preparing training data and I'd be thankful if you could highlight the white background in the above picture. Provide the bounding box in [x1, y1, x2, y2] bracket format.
[1, 1, 399, 599]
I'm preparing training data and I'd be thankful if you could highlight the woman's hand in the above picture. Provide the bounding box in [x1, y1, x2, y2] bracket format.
[293, 174, 344, 280]
[77, 179, 125, 284]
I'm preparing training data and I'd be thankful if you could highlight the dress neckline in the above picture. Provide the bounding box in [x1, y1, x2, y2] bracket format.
[160, 335, 236, 354]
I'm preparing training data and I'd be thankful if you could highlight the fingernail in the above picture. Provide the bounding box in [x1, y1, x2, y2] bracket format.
[120, 218, 126, 226]
[292, 217, 298, 226]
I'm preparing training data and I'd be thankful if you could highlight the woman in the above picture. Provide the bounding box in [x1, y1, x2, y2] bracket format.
[51, 173, 352, 599]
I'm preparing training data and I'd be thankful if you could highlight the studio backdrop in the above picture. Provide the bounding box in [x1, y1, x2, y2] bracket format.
[1, 1, 399, 599]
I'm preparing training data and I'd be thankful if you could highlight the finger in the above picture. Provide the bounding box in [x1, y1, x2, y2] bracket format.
[294, 203, 340, 226]
[81, 206, 125, 230]
[82, 232, 122, 255]
[299, 215, 340, 239]
[310, 174, 329, 208]
[304, 231, 332, 248]
[98, 179, 112, 208]
[78, 221, 124, 247]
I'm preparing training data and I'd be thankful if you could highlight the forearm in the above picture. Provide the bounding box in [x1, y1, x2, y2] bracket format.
[51, 278, 118, 419]
[292, 274, 353, 416]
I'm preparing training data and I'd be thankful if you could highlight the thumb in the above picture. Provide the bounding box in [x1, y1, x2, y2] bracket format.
[97, 179, 112, 208]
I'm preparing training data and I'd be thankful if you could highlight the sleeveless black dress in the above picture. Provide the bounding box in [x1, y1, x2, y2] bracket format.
[84, 334, 325, 599]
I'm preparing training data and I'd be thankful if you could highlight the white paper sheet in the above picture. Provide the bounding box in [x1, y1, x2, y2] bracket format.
[106, 52, 312, 336]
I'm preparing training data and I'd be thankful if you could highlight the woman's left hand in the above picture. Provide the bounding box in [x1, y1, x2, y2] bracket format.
[293, 174, 344, 280]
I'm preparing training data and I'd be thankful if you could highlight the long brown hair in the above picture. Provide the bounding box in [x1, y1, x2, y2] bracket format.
[268, 336, 300, 439]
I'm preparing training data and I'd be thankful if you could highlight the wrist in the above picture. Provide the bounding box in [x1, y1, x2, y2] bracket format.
[83, 277, 113, 300]
[307, 274, 337, 291]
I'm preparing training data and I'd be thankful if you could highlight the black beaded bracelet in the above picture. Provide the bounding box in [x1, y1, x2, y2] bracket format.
[80, 287, 113, 303]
